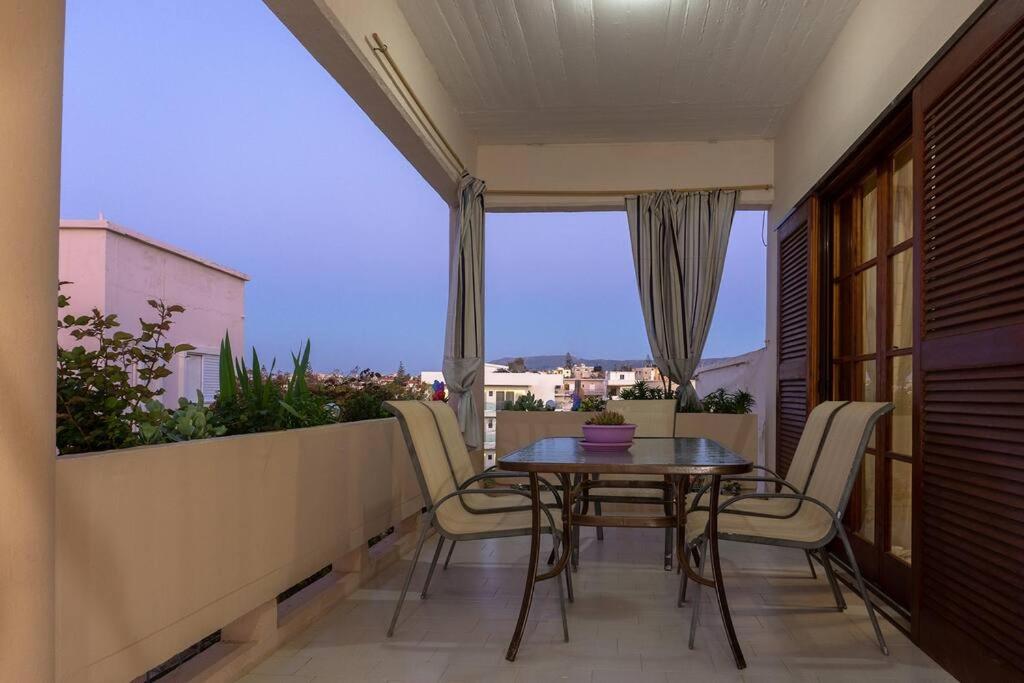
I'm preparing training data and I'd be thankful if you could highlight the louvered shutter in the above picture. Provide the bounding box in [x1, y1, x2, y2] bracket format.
[913, 3, 1024, 680]
[776, 198, 819, 479]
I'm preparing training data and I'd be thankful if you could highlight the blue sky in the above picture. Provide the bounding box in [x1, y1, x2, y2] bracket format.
[60, 1, 765, 373]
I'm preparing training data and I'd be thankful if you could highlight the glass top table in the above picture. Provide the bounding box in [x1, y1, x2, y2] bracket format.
[499, 436, 752, 475]
[498, 436, 753, 668]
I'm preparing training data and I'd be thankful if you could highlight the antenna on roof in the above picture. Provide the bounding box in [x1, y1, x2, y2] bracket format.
[98, 211, 105, 221]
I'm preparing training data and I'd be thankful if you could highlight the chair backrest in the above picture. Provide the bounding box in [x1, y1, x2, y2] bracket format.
[609, 399, 676, 437]
[785, 400, 849, 491]
[804, 401, 894, 515]
[384, 400, 459, 511]
[420, 400, 476, 485]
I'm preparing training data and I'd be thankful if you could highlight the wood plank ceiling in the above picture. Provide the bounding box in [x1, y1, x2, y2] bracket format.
[397, 0, 859, 145]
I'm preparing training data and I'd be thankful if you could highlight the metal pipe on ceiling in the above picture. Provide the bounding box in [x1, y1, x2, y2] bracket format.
[370, 32, 466, 174]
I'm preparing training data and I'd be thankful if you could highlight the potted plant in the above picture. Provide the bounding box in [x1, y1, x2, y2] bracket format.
[581, 410, 636, 450]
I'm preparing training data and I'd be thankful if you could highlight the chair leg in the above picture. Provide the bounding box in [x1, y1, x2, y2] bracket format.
[837, 525, 888, 655]
[554, 535, 570, 642]
[387, 519, 432, 637]
[663, 490, 674, 571]
[804, 549, 818, 579]
[688, 538, 707, 649]
[420, 535, 445, 599]
[820, 548, 847, 611]
[677, 542, 689, 607]
[442, 539, 456, 570]
[594, 501, 604, 540]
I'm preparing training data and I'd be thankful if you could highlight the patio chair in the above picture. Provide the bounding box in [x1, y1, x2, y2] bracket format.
[583, 399, 677, 569]
[685, 400, 854, 598]
[418, 400, 562, 571]
[383, 400, 569, 640]
[683, 401, 894, 655]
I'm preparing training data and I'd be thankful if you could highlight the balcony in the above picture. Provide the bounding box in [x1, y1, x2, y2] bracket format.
[245, 530, 948, 682]
[3, 1, 1021, 682]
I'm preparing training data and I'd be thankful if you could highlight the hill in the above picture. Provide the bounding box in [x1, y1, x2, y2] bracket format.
[488, 354, 728, 372]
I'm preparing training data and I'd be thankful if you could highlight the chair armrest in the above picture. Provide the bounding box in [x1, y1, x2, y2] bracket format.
[688, 475, 800, 512]
[718, 492, 838, 518]
[458, 471, 563, 508]
[688, 492, 840, 543]
[431, 488, 560, 532]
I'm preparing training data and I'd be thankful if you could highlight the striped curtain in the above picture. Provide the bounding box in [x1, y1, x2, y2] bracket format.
[626, 190, 738, 407]
[443, 174, 486, 447]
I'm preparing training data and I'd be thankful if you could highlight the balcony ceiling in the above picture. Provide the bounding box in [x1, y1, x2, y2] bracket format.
[397, 0, 859, 145]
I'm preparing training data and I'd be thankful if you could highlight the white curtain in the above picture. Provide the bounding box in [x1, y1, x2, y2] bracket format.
[626, 190, 738, 407]
[443, 174, 486, 447]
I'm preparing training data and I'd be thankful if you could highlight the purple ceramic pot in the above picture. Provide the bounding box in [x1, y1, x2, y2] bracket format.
[581, 424, 636, 444]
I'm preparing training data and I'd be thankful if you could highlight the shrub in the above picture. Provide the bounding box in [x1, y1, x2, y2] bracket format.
[698, 388, 756, 414]
[213, 335, 337, 433]
[308, 368, 428, 423]
[138, 393, 226, 443]
[508, 392, 546, 411]
[56, 291, 195, 454]
[619, 379, 666, 400]
[577, 395, 606, 412]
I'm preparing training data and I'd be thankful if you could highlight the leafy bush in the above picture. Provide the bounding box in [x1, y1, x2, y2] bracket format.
[697, 388, 756, 414]
[508, 391, 546, 411]
[585, 410, 625, 426]
[307, 368, 428, 423]
[57, 291, 195, 454]
[138, 393, 226, 443]
[577, 395, 606, 412]
[619, 379, 666, 401]
[213, 335, 337, 433]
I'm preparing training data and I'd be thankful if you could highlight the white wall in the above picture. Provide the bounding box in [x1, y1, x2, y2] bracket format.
[479, 139, 773, 211]
[693, 348, 770, 469]
[764, 0, 981, 472]
[770, 0, 982, 225]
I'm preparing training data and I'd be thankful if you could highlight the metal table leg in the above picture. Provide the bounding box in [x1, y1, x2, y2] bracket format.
[707, 474, 746, 669]
[506, 473, 542, 662]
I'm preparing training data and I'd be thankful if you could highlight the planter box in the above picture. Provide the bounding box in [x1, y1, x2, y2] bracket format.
[55, 419, 422, 683]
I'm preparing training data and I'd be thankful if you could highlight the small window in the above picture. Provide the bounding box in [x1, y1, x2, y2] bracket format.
[184, 352, 220, 403]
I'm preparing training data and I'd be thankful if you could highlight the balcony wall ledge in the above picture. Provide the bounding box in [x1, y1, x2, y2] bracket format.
[55, 417, 424, 683]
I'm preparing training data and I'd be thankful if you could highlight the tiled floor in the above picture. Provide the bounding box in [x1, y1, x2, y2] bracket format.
[243, 528, 952, 682]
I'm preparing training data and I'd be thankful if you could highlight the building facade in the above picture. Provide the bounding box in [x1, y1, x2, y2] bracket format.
[58, 218, 248, 406]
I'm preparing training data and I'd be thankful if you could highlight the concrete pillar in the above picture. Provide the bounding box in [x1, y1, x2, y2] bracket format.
[0, 2, 65, 680]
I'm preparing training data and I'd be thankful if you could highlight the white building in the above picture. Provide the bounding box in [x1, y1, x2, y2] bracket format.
[421, 363, 563, 464]
[692, 347, 770, 468]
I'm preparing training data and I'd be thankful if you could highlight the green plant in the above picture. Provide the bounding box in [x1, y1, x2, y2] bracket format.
[56, 289, 194, 455]
[509, 391, 546, 411]
[699, 388, 756, 414]
[213, 334, 337, 433]
[619, 379, 665, 401]
[577, 396, 607, 412]
[308, 368, 428, 423]
[585, 410, 626, 426]
[138, 392, 226, 443]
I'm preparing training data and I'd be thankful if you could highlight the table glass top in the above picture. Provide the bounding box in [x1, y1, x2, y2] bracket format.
[499, 437, 751, 475]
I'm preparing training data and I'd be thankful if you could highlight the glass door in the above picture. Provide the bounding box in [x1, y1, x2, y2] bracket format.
[829, 140, 914, 608]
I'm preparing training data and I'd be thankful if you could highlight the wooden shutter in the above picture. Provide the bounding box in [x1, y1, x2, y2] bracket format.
[776, 198, 820, 478]
[913, 3, 1024, 680]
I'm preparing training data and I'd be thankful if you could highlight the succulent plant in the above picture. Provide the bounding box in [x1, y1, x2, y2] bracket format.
[585, 410, 626, 426]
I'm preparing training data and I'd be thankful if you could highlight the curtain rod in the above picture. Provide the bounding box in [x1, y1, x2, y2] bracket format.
[370, 32, 466, 173]
[487, 184, 773, 198]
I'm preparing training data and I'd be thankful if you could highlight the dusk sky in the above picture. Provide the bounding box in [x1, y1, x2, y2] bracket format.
[60, 1, 765, 374]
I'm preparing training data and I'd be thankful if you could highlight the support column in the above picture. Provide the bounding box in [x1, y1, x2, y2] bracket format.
[0, 2, 65, 681]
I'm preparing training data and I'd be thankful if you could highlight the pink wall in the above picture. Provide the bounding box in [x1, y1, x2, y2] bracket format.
[58, 223, 247, 405]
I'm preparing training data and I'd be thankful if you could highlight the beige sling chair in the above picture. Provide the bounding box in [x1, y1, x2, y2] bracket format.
[418, 400, 561, 570]
[384, 400, 570, 640]
[581, 399, 678, 569]
[682, 401, 894, 655]
[685, 400, 855, 595]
